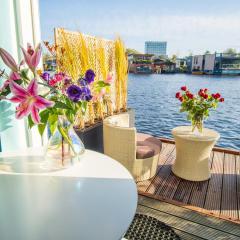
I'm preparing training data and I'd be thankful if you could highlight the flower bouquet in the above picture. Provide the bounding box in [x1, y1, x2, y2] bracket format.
[175, 86, 224, 133]
[0, 43, 112, 169]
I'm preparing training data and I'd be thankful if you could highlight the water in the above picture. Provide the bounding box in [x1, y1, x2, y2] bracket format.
[128, 73, 240, 150]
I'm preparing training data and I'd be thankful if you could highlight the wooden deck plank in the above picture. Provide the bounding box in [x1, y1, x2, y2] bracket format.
[137, 204, 240, 240]
[188, 152, 214, 208]
[204, 151, 224, 216]
[145, 144, 175, 194]
[221, 153, 238, 220]
[138, 195, 240, 237]
[173, 179, 194, 203]
[154, 148, 181, 199]
[137, 143, 240, 222]
[156, 171, 181, 199]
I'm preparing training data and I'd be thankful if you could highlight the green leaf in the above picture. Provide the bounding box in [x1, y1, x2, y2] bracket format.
[0, 79, 23, 98]
[28, 115, 35, 129]
[48, 114, 58, 135]
[58, 125, 75, 153]
[20, 69, 30, 81]
[96, 81, 108, 87]
[54, 101, 71, 110]
[81, 101, 87, 114]
[65, 110, 74, 124]
[39, 109, 50, 124]
[65, 97, 74, 109]
[58, 125, 71, 143]
[0, 86, 11, 97]
[38, 123, 47, 136]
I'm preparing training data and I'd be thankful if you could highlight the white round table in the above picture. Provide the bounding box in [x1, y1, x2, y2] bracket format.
[0, 149, 137, 240]
[172, 126, 220, 181]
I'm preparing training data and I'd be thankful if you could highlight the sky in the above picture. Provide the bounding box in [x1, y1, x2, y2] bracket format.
[39, 0, 240, 57]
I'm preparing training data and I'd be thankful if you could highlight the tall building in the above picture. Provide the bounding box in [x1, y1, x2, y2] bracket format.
[145, 41, 167, 56]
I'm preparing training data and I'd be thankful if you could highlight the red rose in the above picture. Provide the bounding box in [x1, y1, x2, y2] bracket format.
[181, 86, 187, 91]
[175, 92, 181, 99]
[198, 90, 204, 97]
[204, 88, 208, 93]
[219, 98, 224, 102]
[203, 94, 208, 99]
[212, 93, 220, 99]
[187, 92, 194, 99]
[179, 96, 184, 102]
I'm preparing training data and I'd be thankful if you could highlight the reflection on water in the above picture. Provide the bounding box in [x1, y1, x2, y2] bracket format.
[128, 73, 240, 150]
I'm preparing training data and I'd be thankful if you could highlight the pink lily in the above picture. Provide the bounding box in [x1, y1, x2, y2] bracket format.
[9, 79, 54, 124]
[0, 72, 21, 91]
[0, 48, 18, 72]
[21, 43, 41, 71]
[104, 72, 114, 84]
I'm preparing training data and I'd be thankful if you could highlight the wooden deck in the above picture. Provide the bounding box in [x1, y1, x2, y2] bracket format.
[137, 195, 240, 240]
[137, 140, 240, 223]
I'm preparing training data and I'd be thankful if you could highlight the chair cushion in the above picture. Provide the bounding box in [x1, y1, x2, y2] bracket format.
[136, 145, 155, 159]
[136, 133, 162, 159]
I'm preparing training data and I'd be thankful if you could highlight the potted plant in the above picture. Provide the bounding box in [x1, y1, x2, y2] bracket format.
[0, 43, 110, 169]
[175, 86, 224, 133]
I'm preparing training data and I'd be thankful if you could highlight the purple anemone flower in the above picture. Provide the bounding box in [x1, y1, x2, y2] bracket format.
[81, 86, 92, 101]
[78, 78, 88, 87]
[41, 72, 50, 81]
[85, 69, 95, 84]
[67, 85, 82, 102]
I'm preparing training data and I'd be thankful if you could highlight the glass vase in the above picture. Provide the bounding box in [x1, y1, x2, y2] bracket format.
[191, 118, 203, 134]
[43, 116, 85, 170]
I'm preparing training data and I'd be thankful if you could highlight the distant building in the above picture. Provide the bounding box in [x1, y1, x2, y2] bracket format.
[186, 56, 193, 73]
[204, 54, 215, 74]
[145, 41, 167, 56]
[215, 53, 240, 75]
[192, 55, 204, 72]
[128, 54, 154, 74]
[175, 58, 187, 71]
[153, 57, 175, 73]
[189, 53, 240, 75]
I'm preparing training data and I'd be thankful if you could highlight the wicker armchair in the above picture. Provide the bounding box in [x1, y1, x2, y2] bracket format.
[103, 112, 162, 181]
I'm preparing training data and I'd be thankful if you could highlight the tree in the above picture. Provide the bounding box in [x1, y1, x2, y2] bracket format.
[204, 50, 211, 54]
[171, 54, 177, 62]
[223, 48, 237, 54]
[126, 48, 141, 55]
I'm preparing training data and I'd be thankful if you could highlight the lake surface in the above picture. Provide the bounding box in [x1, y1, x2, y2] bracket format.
[128, 73, 240, 150]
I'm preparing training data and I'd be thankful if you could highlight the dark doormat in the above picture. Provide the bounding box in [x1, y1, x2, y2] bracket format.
[124, 213, 181, 240]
